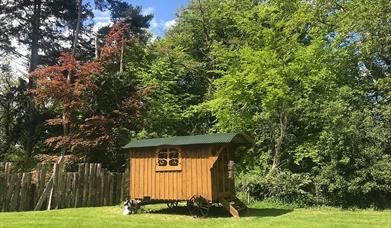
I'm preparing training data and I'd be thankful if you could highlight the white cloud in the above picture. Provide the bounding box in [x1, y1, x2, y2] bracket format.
[148, 18, 177, 38]
[7, 38, 28, 76]
[93, 21, 112, 32]
[92, 7, 174, 39]
[93, 9, 111, 23]
[142, 7, 154, 16]
[150, 35, 158, 43]
[164, 19, 177, 30]
[9, 57, 28, 76]
[148, 18, 164, 38]
[92, 9, 112, 33]
[150, 18, 159, 29]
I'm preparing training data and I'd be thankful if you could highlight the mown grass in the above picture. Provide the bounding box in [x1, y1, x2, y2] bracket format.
[0, 202, 390, 228]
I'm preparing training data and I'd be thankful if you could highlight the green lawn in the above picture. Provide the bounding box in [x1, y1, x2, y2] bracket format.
[0, 202, 390, 228]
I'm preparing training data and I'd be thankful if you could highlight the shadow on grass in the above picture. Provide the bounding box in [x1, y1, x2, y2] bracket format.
[147, 205, 293, 218]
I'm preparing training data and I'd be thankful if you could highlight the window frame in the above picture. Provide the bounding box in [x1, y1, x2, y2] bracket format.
[155, 146, 182, 172]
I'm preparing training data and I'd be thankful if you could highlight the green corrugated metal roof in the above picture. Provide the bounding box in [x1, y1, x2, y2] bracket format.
[123, 133, 253, 149]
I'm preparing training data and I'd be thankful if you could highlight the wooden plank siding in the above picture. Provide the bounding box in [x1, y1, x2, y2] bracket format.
[210, 145, 235, 201]
[130, 145, 216, 201]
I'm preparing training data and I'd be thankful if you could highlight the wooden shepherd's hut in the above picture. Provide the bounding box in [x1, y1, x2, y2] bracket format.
[123, 132, 252, 217]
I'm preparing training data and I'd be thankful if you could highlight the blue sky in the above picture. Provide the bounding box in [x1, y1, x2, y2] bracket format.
[93, 0, 190, 37]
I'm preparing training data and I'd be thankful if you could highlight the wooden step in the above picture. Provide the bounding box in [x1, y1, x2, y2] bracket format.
[219, 197, 248, 218]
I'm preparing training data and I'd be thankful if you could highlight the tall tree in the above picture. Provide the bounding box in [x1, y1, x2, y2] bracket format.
[0, 0, 95, 159]
[1, 0, 94, 70]
[32, 53, 101, 151]
[32, 23, 147, 169]
[95, 0, 152, 72]
[0, 0, 151, 161]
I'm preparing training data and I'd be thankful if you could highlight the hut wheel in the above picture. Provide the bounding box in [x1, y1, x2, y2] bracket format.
[187, 195, 210, 218]
[167, 201, 179, 209]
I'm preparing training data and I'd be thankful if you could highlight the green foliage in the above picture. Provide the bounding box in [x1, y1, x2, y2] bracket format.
[0, 64, 52, 160]
[237, 170, 316, 207]
[134, 39, 213, 137]
[0, 0, 390, 208]
[161, 0, 391, 207]
[113, 0, 391, 207]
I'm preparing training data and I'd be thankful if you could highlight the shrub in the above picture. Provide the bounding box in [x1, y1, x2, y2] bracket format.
[236, 169, 316, 206]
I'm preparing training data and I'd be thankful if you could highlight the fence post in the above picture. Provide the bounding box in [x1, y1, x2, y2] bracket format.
[35, 164, 47, 206]
[120, 173, 124, 203]
[88, 164, 95, 207]
[26, 172, 32, 210]
[96, 164, 101, 207]
[71, 172, 77, 208]
[76, 164, 83, 207]
[82, 164, 89, 207]
[10, 173, 21, 211]
[100, 168, 105, 206]
[19, 173, 27, 211]
[0, 163, 4, 211]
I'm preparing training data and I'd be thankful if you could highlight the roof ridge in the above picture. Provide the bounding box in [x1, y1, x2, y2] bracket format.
[123, 132, 252, 149]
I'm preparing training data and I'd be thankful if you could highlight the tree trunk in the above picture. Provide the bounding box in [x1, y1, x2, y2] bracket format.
[94, 33, 99, 59]
[197, 0, 211, 47]
[28, 0, 41, 73]
[25, 0, 42, 160]
[119, 33, 124, 73]
[63, 0, 82, 154]
[70, 0, 82, 58]
[271, 112, 288, 172]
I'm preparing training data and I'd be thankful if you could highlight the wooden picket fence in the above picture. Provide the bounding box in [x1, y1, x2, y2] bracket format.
[0, 162, 129, 212]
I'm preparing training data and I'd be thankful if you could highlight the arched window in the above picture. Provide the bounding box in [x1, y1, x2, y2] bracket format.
[156, 147, 182, 171]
